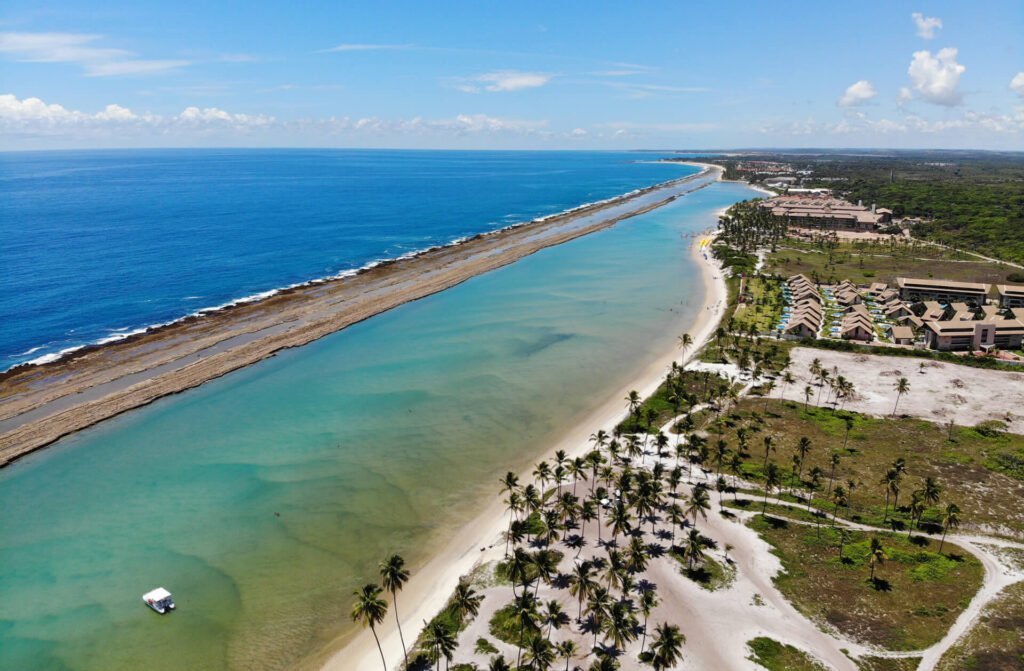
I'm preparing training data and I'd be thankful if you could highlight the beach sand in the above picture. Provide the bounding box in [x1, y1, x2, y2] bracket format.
[318, 230, 729, 671]
[0, 167, 718, 467]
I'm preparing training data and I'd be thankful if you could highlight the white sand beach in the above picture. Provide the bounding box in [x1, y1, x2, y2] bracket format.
[320, 231, 729, 671]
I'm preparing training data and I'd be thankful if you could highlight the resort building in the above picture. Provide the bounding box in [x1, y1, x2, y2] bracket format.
[889, 325, 916, 346]
[839, 304, 874, 342]
[996, 284, 1024, 308]
[760, 194, 892, 231]
[923, 320, 1024, 351]
[896, 278, 991, 305]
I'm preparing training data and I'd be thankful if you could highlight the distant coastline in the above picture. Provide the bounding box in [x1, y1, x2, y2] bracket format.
[0, 165, 720, 467]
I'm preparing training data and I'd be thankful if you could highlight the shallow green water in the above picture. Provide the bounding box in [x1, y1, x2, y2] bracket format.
[0, 181, 758, 670]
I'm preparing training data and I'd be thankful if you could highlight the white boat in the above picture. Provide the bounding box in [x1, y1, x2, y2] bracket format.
[142, 587, 176, 614]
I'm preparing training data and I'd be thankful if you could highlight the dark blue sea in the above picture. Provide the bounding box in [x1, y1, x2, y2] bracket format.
[0, 149, 696, 371]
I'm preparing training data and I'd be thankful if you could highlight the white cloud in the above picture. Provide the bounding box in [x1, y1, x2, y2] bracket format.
[321, 43, 413, 53]
[458, 70, 552, 93]
[0, 31, 188, 76]
[1011, 72, 1024, 97]
[911, 12, 942, 39]
[570, 127, 588, 136]
[897, 86, 914, 105]
[0, 94, 270, 136]
[837, 80, 877, 107]
[907, 48, 965, 106]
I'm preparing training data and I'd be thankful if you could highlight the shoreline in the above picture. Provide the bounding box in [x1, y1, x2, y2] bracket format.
[320, 223, 729, 671]
[0, 166, 717, 467]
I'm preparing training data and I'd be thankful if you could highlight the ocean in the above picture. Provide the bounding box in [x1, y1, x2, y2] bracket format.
[0, 149, 760, 670]
[0, 149, 697, 371]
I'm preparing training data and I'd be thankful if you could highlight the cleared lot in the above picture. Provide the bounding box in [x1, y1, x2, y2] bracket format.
[782, 347, 1024, 427]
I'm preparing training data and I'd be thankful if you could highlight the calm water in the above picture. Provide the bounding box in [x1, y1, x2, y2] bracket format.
[0, 171, 759, 670]
[0, 150, 696, 371]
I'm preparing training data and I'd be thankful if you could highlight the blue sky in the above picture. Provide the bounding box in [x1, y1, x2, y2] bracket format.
[2, 1, 1023, 150]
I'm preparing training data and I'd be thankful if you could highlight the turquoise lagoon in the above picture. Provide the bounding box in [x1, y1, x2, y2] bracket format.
[0, 180, 759, 670]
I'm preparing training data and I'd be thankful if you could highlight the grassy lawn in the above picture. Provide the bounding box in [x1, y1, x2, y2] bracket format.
[935, 580, 1024, 671]
[748, 514, 984, 650]
[765, 240, 1016, 287]
[717, 400, 1024, 537]
[746, 636, 828, 670]
[734, 276, 784, 334]
[855, 656, 923, 671]
[616, 369, 732, 434]
[669, 549, 736, 591]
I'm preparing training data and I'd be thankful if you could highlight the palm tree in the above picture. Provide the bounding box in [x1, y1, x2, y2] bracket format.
[683, 528, 706, 569]
[602, 600, 638, 652]
[639, 588, 659, 651]
[867, 537, 886, 582]
[541, 599, 566, 641]
[940, 502, 961, 553]
[759, 435, 776, 471]
[451, 580, 483, 625]
[841, 415, 855, 451]
[556, 640, 577, 671]
[625, 390, 642, 420]
[880, 468, 898, 522]
[647, 622, 685, 671]
[921, 476, 941, 507]
[379, 554, 410, 670]
[351, 584, 389, 671]
[568, 561, 598, 621]
[422, 620, 457, 671]
[830, 485, 847, 526]
[685, 483, 711, 524]
[489, 655, 511, 671]
[892, 377, 910, 416]
[803, 384, 813, 409]
[678, 332, 694, 361]
[513, 592, 539, 669]
[795, 437, 812, 480]
[762, 463, 781, 513]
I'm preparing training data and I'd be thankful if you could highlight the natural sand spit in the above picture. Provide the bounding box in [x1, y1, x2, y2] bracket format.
[317, 230, 731, 671]
[0, 166, 718, 467]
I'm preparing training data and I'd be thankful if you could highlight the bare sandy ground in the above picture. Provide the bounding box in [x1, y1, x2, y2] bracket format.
[0, 167, 718, 467]
[316, 233, 730, 671]
[783, 347, 1024, 427]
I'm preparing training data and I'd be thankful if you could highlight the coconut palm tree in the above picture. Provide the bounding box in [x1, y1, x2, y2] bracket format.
[678, 332, 693, 360]
[556, 640, 577, 671]
[639, 588, 659, 651]
[422, 620, 457, 671]
[512, 592, 540, 669]
[685, 483, 711, 524]
[625, 390, 642, 421]
[795, 437, 812, 480]
[541, 599, 566, 641]
[826, 452, 841, 499]
[451, 580, 483, 625]
[568, 560, 598, 621]
[761, 435, 776, 470]
[762, 463, 781, 513]
[921, 476, 941, 507]
[602, 600, 639, 652]
[489, 655, 511, 671]
[880, 468, 898, 522]
[830, 485, 847, 526]
[351, 583, 389, 671]
[841, 415, 855, 451]
[379, 554, 410, 669]
[940, 502, 961, 553]
[867, 537, 886, 582]
[647, 622, 685, 671]
[892, 377, 910, 416]
[683, 527, 706, 569]
[585, 587, 613, 648]
[803, 384, 814, 409]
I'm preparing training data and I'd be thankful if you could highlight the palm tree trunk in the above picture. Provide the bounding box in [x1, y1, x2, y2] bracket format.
[940, 529, 947, 553]
[370, 626, 386, 671]
[393, 597, 408, 670]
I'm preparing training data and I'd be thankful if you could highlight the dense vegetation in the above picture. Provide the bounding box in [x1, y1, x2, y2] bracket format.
[688, 150, 1024, 265]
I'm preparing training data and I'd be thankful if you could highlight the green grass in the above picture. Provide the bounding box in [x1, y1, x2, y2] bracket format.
[616, 369, 731, 434]
[935, 580, 1024, 671]
[489, 602, 541, 648]
[855, 657, 923, 671]
[747, 636, 828, 670]
[722, 399, 1024, 537]
[766, 243, 1014, 287]
[670, 550, 736, 591]
[748, 515, 984, 650]
[734, 277, 785, 334]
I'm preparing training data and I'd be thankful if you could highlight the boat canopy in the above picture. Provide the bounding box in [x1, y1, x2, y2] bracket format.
[143, 588, 172, 602]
